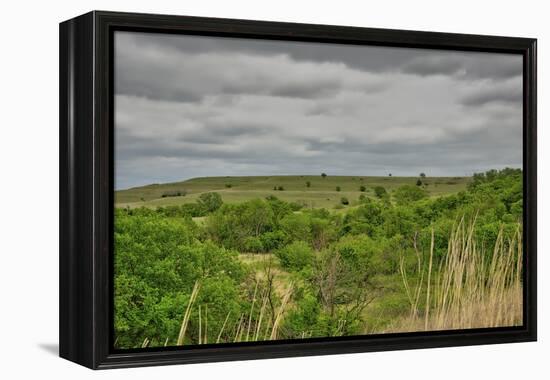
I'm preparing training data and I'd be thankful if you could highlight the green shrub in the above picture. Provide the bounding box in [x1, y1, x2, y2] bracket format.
[392, 185, 428, 205]
[373, 186, 387, 198]
[276, 241, 314, 271]
[260, 230, 287, 251]
[161, 189, 186, 198]
[243, 236, 264, 253]
[197, 192, 223, 213]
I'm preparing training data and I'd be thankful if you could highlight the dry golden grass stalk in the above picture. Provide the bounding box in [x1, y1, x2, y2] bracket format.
[392, 218, 522, 332]
[269, 282, 294, 340]
[177, 280, 201, 345]
[246, 279, 259, 341]
[254, 288, 270, 341]
[204, 304, 208, 344]
[234, 313, 244, 342]
[424, 229, 435, 330]
[198, 304, 202, 345]
[216, 311, 232, 344]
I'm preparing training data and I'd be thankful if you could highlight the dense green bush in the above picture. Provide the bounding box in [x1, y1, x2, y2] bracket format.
[373, 186, 387, 198]
[392, 185, 428, 205]
[197, 192, 223, 213]
[276, 241, 314, 271]
[114, 213, 246, 348]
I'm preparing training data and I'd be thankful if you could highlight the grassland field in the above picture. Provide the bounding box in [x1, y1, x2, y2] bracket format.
[114, 169, 522, 348]
[116, 175, 471, 209]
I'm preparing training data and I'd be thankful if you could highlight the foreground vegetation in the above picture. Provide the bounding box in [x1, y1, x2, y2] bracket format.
[114, 169, 523, 349]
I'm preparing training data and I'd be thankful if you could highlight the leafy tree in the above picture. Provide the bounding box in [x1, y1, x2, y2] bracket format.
[306, 181, 311, 188]
[321, 173, 327, 178]
[206, 200, 275, 250]
[416, 179, 423, 186]
[340, 197, 349, 205]
[359, 185, 366, 192]
[393, 185, 428, 205]
[420, 173, 426, 178]
[243, 236, 264, 253]
[197, 192, 223, 213]
[278, 186, 284, 191]
[114, 213, 245, 348]
[336, 186, 341, 192]
[276, 241, 314, 271]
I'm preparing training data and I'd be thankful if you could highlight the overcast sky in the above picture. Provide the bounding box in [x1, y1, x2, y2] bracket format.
[114, 31, 523, 190]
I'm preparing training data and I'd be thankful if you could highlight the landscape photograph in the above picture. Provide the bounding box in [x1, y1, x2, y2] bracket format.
[113, 31, 523, 349]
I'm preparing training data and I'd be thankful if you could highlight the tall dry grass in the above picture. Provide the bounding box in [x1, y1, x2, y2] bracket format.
[175, 278, 294, 346]
[391, 217, 522, 332]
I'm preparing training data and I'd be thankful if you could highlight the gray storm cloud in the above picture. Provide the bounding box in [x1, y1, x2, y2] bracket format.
[115, 31, 522, 190]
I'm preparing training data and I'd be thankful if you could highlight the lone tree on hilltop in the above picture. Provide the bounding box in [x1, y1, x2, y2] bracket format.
[420, 172, 426, 178]
[321, 173, 327, 178]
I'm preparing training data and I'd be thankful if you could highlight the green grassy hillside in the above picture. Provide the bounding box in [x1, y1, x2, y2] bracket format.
[116, 175, 471, 209]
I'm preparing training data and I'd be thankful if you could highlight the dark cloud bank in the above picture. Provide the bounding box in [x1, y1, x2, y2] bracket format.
[115, 31, 523, 190]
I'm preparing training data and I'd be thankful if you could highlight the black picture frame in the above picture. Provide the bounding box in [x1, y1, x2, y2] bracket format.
[59, 10, 537, 369]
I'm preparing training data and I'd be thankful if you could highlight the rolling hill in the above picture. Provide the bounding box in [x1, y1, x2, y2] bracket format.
[115, 175, 471, 209]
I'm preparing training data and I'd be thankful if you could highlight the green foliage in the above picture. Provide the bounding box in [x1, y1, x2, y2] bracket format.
[392, 185, 428, 205]
[161, 189, 186, 198]
[114, 167, 523, 347]
[359, 185, 366, 192]
[321, 173, 327, 178]
[306, 181, 311, 188]
[206, 199, 277, 251]
[114, 213, 245, 348]
[276, 241, 314, 271]
[197, 192, 223, 213]
[373, 186, 387, 198]
[335, 186, 341, 192]
[243, 236, 264, 253]
[340, 197, 349, 205]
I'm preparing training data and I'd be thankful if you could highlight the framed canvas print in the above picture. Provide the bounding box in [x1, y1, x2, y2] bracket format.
[59, 11, 537, 369]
